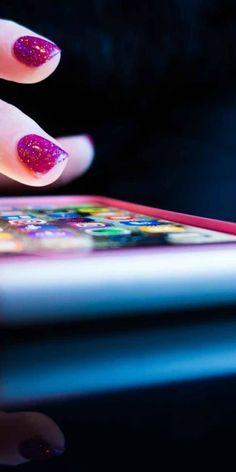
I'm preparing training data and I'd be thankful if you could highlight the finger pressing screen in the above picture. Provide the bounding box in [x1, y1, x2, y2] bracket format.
[0, 19, 61, 83]
[0, 99, 69, 186]
[0, 411, 65, 466]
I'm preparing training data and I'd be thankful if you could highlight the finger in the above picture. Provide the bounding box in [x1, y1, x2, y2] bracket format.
[0, 134, 95, 190]
[0, 19, 61, 84]
[0, 99, 69, 186]
[0, 411, 65, 466]
[53, 134, 95, 186]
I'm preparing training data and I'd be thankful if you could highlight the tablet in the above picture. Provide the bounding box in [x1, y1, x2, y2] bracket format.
[0, 195, 236, 325]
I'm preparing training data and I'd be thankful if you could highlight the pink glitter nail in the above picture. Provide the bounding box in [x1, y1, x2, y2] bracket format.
[17, 134, 68, 175]
[13, 36, 61, 67]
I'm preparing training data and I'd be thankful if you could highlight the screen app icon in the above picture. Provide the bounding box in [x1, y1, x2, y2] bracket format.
[0, 232, 14, 240]
[28, 229, 75, 238]
[47, 212, 82, 219]
[8, 218, 47, 226]
[139, 224, 185, 233]
[2, 215, 35, 221]
[120, 220, 160, 227]
[79, 207, 111, 214]
[17, 224, 58, 233]
[69, 222, 108, 229]
[56, 217, 93, 223]
[105, 215, 137, 221]
[85, 227, 131, 237]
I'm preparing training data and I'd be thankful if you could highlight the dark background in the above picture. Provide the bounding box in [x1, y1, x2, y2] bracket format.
[1, 0, 236, 220]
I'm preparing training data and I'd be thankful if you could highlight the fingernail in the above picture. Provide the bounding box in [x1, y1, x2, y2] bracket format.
[17, 134, 68, 175]
[13, 36, 61, 67]
[19, 436, 65, 461]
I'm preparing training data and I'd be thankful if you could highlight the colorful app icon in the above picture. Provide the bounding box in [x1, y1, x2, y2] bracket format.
[120, 220, 160, 227]
[79, 207, 111, 214]
[17, 224, 58, 233]
[69, 222, 108, 229]
[103, 233, 145, 244]
[59, 219, 94, 226]
[2, 215, 35, 221]
[27, 219, 47, 225]
[105, 215, 137, 221]
[47, 212, 82, 218]
[7, 220, 30, 227]
[28, 229, 74, 238]
[0, 232, 14, 240]
[8, 218, 47, 226]
[85, 227, 131, 237]
[139, 224, 185, 233]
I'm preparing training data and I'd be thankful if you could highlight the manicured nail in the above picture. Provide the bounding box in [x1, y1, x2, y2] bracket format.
[17, 134, 68, 175]
[13, 36, 61, 67]
[19, 436, 65, 461]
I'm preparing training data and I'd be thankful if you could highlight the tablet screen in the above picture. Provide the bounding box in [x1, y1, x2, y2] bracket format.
[0, 202, 236, 254]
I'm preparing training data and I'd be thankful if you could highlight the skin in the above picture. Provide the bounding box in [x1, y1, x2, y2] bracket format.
[0, 19, 95, 465]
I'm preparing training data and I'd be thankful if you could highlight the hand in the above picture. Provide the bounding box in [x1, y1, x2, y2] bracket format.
[0, 19, 95, 465]
[0, 19, 94, 190]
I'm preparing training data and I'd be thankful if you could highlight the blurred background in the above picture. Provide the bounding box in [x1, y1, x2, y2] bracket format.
[1, 0, 236, 220]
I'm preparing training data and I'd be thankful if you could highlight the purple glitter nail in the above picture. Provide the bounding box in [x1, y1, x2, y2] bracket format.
[13, 36, 61, 67]
[17, 134, 68, 175]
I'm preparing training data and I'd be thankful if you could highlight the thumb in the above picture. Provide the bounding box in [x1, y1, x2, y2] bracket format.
[0, 411, 65, 466]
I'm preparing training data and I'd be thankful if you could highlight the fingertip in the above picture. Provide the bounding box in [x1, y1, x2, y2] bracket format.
[0, 134, 95, 190]
[15, 51, 61, 84]
[56, 134, 95, 184]
[0, 98, 70, 187]
[0, 20, 62, 83]
[69, 134, 95, 171]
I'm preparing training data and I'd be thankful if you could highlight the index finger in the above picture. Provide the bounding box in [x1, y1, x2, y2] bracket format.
[0, 19, 61, 83]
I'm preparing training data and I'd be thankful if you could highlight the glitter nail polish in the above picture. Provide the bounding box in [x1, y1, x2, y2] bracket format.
[19, 436, 65, 461]
[13, 36, 61, 67]
[17, 134, 68, 175]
